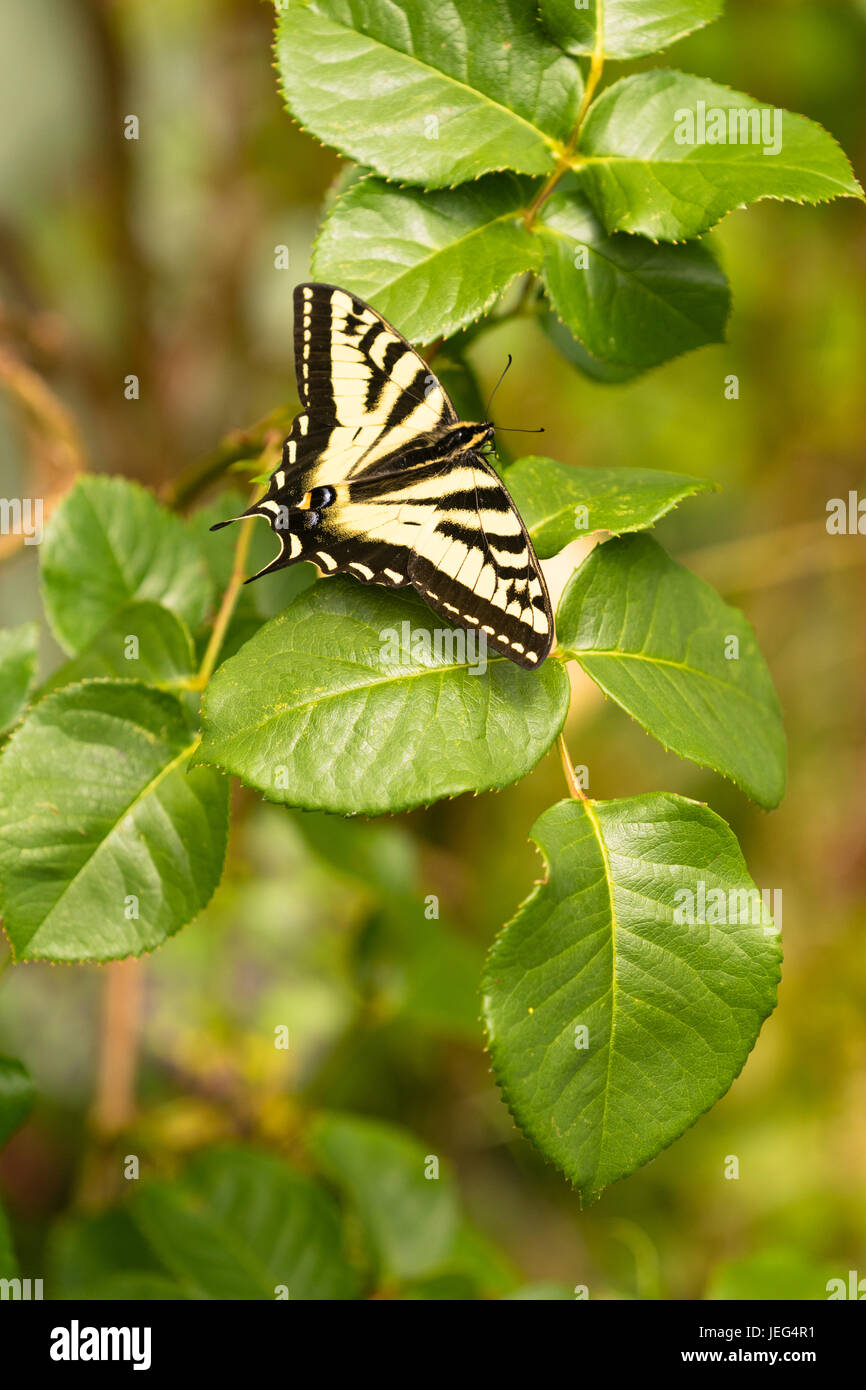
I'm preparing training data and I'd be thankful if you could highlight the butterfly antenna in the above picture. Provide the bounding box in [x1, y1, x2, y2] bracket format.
[483, 354, 512, 420]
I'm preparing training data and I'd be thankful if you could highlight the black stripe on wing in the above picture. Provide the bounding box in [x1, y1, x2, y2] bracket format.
[293, 283, 457, 432]
[406, 456, 554, 670]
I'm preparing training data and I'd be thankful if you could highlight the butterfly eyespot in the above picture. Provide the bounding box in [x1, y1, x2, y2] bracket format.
[299, 510, 320, 530]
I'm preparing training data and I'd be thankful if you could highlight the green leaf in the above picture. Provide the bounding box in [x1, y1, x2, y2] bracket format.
[556, 535, 786, 808]
[309, 1112, 460, 1281]
[276, 0, 582, 187]
[577, 71, 863, 240]
[198, 580, 569, 816]
[0, 683, 229, 962]
[0, 623, 39, 733]
[0, 1056, 35, 1147]
[48, 1209, 170, 1298]
[131, 1148, 359, 1300]
[313, 174, 542, 344]
[42, 602, 195, 693]
[483, 795, 781, 1199]
[542, 308, 642, 383]
[537, 189, 730, 370]
[540, 0, 723, 60]
[506, 457, 711, 558]
[41, 476, 213, 654]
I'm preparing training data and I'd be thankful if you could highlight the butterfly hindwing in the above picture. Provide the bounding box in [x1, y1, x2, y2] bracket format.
[212, 283, 554, 669]
[406, 456, 552, 668]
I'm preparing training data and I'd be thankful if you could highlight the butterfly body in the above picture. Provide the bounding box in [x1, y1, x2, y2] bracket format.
[213, 284, 554, 669]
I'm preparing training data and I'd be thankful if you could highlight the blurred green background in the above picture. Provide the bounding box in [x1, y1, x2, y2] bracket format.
[0, 0, 864, 1299]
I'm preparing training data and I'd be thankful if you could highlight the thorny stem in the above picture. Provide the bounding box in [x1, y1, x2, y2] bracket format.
[558, 733, 588, 802]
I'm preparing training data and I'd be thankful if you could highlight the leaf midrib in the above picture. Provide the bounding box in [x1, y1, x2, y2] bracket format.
[581, 797, 620, 1195]
[332, 200, 539, 298]
[211, 647, 525, 745]
[566, 646, 773, 716]
[296, 5, 567, 155]
[573, 153, 855, 194]
[18, 729, 199, 952]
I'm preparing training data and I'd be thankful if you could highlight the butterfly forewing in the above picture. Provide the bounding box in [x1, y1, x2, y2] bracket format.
[213, 283, 554, 669]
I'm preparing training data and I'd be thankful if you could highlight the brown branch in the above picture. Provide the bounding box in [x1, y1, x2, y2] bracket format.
[91, 959, 144, 1138]
[160, 405, 295, 511]
[0, 347, 87, 562]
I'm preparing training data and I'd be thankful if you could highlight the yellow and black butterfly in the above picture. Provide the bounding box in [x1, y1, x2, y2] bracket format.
[212, 284, 554, 669]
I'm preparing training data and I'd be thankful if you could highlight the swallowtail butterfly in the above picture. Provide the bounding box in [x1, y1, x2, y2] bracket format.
[212, 284, 554, 669]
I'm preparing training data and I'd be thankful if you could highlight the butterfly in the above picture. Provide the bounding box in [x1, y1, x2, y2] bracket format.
[212, 284, 554, 669]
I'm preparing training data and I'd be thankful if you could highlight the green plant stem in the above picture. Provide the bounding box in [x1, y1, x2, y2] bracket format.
[575, 24, 605, 130]
[524, 39, 605, 229]
[189, 446, 280, 690]
[558, 733, 588, 802]
[192, 514, 256, 690]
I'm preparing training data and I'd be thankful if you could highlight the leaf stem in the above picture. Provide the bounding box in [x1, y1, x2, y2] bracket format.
[190, 438, 279, 691]
[193, 517, 257, 690]
[524, 28, 604, 229]
[558, 733, 588, 802]
[575, 23, 605, 132]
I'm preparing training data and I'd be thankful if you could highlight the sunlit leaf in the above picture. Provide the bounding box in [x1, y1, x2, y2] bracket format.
[540, 0, 723, 60]
[198, 580, 569, 816]
[483, 795, 781, 1199]
[556, 535, 786, 807]
[577, 72, 863, 240]
[276, 0, 582, 187]
[0, 683, 228, 961]
[313, 174, 542, 343]
[506, 456, 711, 558]
[41, 477, 212, 654]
